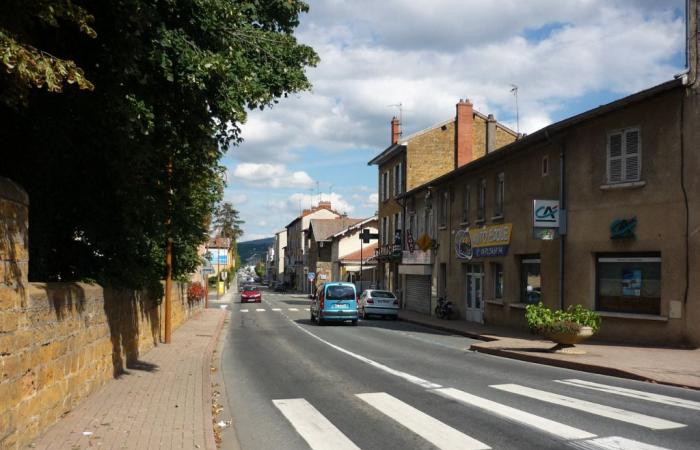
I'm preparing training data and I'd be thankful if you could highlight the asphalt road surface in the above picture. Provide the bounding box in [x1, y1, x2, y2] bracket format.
[217, 287, 700, 450]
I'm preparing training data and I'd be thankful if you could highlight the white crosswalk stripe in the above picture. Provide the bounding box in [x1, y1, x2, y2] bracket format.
[570, 436, 671, 450]
[434, 387, 596, 440]
[256, 308, 266, 312]
[239, 309, 248, 312]
[273, 399, 360, 450]
[491, 384, 685, 430]
[288, 308, 299, 311]
[357, 392, 490, 450]
[556, 379, 700, 411]
[272, 308, 282, 311]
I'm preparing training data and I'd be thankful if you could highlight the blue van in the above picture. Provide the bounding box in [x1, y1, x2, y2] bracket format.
[310, 282, 358, 326]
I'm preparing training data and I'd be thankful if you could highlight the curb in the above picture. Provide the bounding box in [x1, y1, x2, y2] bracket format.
[470, 345, 700, 391]
[202, 309, 229, 450]
[398, 316, 496, 342]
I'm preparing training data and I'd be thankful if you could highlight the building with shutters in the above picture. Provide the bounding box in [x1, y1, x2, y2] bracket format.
[368, 101, 518, 299]
[399, 76, 700, 346]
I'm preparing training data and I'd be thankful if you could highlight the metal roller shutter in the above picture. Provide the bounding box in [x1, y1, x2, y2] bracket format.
[404, 275, 431, 314]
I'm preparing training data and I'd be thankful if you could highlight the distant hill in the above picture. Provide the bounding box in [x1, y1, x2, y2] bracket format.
[237, 237, 274, 264]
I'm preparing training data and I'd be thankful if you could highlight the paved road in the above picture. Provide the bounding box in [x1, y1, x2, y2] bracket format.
[218, 288, 700, 450]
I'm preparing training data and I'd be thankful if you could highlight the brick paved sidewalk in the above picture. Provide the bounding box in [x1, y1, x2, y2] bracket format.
[29, 308, 228, 450]
[399, 309, 700, 390]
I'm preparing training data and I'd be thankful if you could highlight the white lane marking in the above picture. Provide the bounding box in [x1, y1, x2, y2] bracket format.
[272, 398, 360, 450]
[357, 392, 490, 450]
[239, 309, 248, 313]
[434, 388, 595, 440]
[556, 379, 700, 411]
[491, 384, 685, 430]
[569, 436, 671, 450]
[256, 308, 266, 312]
[272, 308, 282, 311]
[305, 308, 310, 311]
[288, 308, 299, 311]
[291, 321, 441, 389]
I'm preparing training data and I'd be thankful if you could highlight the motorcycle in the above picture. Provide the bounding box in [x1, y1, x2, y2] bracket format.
[435, 296, 453, 319]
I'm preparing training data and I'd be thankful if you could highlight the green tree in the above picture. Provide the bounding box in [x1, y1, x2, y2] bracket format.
[212, 201, 245, 241]
[0, 0, 318, 289]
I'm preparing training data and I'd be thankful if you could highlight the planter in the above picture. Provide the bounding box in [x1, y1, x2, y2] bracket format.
[542, 326, 594, 354]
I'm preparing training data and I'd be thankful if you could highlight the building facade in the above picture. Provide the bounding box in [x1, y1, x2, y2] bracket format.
[402, 77, 700, 346]
[273, 229, 287, 284]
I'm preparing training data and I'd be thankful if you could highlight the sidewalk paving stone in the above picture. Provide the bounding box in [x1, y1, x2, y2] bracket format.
[29, 304, 229, 450]
[398, 309, 700, 390]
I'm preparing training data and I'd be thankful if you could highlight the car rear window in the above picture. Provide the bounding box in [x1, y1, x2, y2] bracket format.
[325, 285, 356, 300]
[370, 291, 395, 298]
[243, 286, 258, 292]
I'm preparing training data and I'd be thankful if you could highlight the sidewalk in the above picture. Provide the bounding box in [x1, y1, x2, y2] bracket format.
[398, 310, 700, 390]
[29, 307, 228, 449]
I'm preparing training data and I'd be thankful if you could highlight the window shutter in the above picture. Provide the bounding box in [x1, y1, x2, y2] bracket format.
[608, 133, 623, 183]
[624, 130, 640, 182]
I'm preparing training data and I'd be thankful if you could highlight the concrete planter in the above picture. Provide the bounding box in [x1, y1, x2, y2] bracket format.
[543, 326, 594, 354]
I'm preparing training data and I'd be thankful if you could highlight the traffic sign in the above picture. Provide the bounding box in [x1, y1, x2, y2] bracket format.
[202, 267, 215, 274]
[307, 272, 316, 282]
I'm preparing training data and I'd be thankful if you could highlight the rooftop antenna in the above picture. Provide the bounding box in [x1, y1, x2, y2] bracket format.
[388, 102, 404, 136]
[510, 84, 520, 135]
[328, 184, 333, 202]
[308, 187, 314, 208]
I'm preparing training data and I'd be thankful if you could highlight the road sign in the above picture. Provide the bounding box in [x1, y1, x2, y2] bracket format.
[307, 272, 315, 282]
[360, 228, 379, 243]
[202, 267, 214, 274]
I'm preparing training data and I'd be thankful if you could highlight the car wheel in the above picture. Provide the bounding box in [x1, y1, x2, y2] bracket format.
[351, 319, 358, 326]
[310, 309, 315, 321]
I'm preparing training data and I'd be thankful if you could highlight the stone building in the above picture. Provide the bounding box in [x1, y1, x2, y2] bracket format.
[306, 217, 364, 290]
[285, 201, 342, 293]
[368, 100, 517, 297]
[401, 75, 700, 345]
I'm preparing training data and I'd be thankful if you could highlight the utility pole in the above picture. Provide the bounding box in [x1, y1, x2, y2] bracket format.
[164, 158, 173, 344]
[510, 84, 520, 135]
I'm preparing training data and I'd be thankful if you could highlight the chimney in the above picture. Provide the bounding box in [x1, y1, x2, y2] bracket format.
[391, 116, 401, 145]
[486, 114, 497, 154]
[318, 200, 332, 210]
[455, 99, 474, 167]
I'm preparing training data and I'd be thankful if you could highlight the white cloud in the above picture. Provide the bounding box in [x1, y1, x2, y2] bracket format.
[228, 0, 684, 163]
[365, 193, 379, 209]
[226, 192, 249, 206]
[231, 163, 314, 188]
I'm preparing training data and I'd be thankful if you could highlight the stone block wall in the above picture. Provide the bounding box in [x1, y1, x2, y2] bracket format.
[0, 178, 204, 449]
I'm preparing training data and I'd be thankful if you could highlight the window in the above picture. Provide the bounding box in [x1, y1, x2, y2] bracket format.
[477, 179, 486, 221]
[495, 172, 504, 217]
[408, 214, 416, 239]
[461, 185, 470, 224]
[382, 171, 389, 200]
[438, 190, 448, 228]
[607, 128, 641, 184]
[542, 155, 549, 177]
[394, 163, 403, 196]
[520, 256, 541, 304]
[381, 216, 388, 245]
[493, 263, 504, 299]
[596, 253, 661, 315]
[423, 208, 433, 237]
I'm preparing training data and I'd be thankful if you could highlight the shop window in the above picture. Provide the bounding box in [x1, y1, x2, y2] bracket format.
[596, 253, 661, 315]
[477, 179, 486, 221]
[493, 263, 504, 299]
[520, 256, 541, 304]
[495, 172, 504, 218]
[461, 184, 470, 224]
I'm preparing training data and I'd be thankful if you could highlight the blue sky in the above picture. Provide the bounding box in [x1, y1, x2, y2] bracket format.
[225, 0, 686, 241]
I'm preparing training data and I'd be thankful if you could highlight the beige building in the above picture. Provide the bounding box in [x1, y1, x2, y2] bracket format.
[285, 201, 342, 293]
[306, 217, 364, 290]
[401, 76, 700, 346]
[273, 229, 286, 284]
[368, 100, 517, 296]
[328, 216, 379, 290]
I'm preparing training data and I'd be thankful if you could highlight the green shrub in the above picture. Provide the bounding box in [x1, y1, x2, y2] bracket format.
[525, 302, 601, 333]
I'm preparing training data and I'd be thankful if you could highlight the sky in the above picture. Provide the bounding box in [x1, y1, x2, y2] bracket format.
[225, 0, 686, 242]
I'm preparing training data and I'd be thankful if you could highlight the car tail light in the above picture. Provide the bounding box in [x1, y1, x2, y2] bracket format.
[393, 299, 399, 305]
[367, 298, 374, 304]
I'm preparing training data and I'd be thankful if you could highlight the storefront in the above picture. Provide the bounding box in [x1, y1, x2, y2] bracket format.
[399, 249, 433, 314]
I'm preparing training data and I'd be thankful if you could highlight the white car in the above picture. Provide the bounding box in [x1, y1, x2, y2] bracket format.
[359, 289, 399, 320]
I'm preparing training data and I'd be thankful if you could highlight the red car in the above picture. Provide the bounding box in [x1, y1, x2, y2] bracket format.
[241, 285, 262, 303]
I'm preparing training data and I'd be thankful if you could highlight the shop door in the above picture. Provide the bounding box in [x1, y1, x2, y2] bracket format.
[465, 264, 484, 323]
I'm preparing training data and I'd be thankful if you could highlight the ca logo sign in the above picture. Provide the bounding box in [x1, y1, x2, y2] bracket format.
[535, 205, 558, 222]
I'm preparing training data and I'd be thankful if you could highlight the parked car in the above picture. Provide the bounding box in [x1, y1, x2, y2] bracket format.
[359, 289, 399, 320]
[310, 282, 358, 326]
[240, 285, 262, 303]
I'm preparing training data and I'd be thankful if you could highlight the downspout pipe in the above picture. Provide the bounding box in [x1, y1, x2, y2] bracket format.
[545, 129, 566, 310]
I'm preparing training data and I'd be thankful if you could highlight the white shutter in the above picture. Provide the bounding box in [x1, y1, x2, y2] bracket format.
[608, 132, 623, 183]
[624, 129, 640, 182]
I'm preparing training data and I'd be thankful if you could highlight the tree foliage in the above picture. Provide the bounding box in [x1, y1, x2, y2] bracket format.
[212, 201, 244, 241]
[0, 1, 318, 289]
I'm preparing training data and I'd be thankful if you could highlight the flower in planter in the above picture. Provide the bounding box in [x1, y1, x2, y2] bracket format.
[525, 302, 601, 334]
[187, 282, 205, 303]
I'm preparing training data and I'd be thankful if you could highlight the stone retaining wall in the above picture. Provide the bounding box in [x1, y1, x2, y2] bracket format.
[0, 177, 204, 449]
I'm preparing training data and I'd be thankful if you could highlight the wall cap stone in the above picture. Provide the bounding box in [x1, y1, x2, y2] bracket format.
[0, 176, 29, 205]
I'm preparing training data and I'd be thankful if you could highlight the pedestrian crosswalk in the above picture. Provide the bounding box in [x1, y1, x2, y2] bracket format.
[272, 379, 691, 450]
[235, 307, 310, 313]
